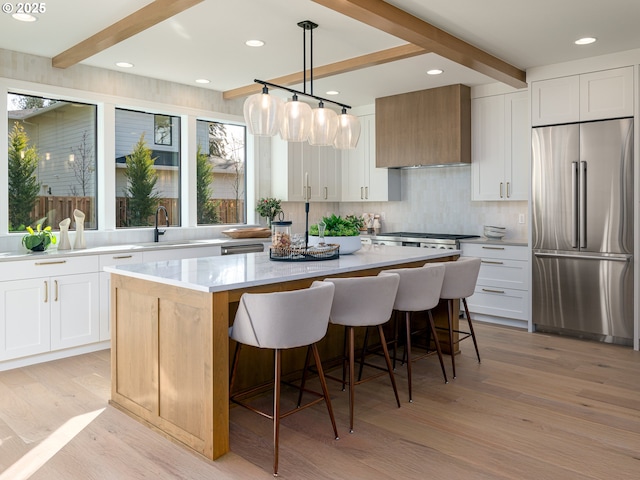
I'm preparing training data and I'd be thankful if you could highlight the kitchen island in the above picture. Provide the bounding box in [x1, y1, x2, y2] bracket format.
[105, 245, 458, 461]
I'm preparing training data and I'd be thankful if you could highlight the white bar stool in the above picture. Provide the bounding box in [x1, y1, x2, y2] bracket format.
[228, 282, 338, 477]
[304, 273, 400, 434]
[380, 263, 448, 402]
[439, 256, 482, 379]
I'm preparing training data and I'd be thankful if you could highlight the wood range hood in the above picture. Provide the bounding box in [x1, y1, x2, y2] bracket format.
[375, 84, 471, 169]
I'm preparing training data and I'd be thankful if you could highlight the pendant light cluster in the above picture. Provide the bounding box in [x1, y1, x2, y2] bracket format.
[243, 20, 360, 150]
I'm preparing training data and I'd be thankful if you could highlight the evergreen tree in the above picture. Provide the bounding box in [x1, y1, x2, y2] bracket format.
[123, 133, 160, 226]
[8, 122, 40, 230]
[196, 145, 219, 224]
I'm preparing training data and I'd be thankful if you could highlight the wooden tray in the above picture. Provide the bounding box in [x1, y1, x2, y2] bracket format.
[222, 227, 271, 239]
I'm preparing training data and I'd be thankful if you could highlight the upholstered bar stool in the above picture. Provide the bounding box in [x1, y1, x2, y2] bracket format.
[438, 256, 482, 379]
[228, 282, 338, 477]
[305, 273, 400, 434]
[380, 264, 448, 402]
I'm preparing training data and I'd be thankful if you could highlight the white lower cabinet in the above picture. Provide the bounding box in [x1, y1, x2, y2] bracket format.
[461, 243, 529, 328]
[0, 256, 100, 362]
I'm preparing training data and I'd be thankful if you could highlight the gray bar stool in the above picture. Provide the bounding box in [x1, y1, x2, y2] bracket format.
[228, 282, 338, 477]
[380, 263, 448, 402]
[438, 256, 482, 379]
[303, 273, 400, 434]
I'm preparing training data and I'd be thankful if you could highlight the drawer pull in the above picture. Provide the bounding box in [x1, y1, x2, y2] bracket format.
[112, 255, 133, 260]
[35, 260, 67, 266]
[482, 246, 505, 250]
[482, 288, 505, 294]
[481, 260, 504, 265]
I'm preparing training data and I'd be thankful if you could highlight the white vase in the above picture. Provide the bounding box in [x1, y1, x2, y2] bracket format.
[308, 235, 362, 254]
[73, 209, 86, 249]
[58, 217, 72, 250]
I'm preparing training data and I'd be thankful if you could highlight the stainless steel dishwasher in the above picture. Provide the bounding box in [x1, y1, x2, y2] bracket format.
[221, 243, 265, 255]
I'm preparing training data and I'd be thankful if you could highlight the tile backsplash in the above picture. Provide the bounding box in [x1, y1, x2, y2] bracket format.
[279, 166, 529, 242]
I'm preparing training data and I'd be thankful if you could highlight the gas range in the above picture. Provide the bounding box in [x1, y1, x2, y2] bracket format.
[369, 232, 480, 249]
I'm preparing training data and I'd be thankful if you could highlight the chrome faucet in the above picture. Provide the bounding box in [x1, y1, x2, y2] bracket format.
[154, 205, 169, 242]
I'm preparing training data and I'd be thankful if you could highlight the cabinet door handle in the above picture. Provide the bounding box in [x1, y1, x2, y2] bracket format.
[112, 255, 133, 260]
[506, 182, 511, 198]
[482, 288, 505, 294]
[482, 246, 505, 250]
[481, 260, 504, 265]
[499, 182, 504, 198]
[324, 186, 328, 200]
[44, 281, 48, 303]
[54, 280, 59, 302]
[36, 260, 67, 266]
[360, 186, 364, 199]
[365, 186, 369, 199]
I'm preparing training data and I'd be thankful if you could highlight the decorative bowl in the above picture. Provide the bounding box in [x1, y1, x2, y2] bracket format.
[484, 225, 506, 239]
[308, 235, 362, 254]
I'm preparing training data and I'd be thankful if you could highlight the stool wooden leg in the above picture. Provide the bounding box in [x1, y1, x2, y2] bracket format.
[404, 311, 413, 402]
[462, 298, 481, 363]
[428, 310, 448, 384]
[378, 325, 401, 408]
[297, 345, 312, 408]
[273, 349, 281, 476]
[311, 343, 339, 440]
[348, 326, 356, 433]
[447, 299, 457, 379]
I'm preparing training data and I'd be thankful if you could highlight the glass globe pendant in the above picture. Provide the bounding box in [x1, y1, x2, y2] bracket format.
[243, 85, 283, 136]
[280, 94, 313, 142]
[333, 108, 361, 149]
[308, 102, 338, 146]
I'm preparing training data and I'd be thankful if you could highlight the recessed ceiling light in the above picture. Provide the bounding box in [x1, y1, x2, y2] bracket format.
[195, 78, 210, 84]
[12, 13, 37, 22]
[326, 90, 339, 95]
[427, 69, 444, 75]
[575, 37, 596, 45]
[116, 62, 134, 68]
[245, 40, 265, 47]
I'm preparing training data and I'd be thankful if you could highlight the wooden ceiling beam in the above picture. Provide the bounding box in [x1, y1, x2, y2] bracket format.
[52, 0, 205, 69]
[312, 0, 527, 89]
[223, 43, 426, 100]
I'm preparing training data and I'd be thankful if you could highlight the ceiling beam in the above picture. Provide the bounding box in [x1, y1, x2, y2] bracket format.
[52, 0, 205, 69]
[312, 0, 527, 89]
[223, 43, 427, 100]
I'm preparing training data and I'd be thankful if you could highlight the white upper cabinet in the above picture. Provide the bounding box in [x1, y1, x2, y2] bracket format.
[342, 114, 400, 202]
[271, 138, 341, 202]
[532, 66, 633, 126]
[472, 90, 529, 201]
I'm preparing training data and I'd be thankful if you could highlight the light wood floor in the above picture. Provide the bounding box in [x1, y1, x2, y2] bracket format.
[1, 323, 640, 479]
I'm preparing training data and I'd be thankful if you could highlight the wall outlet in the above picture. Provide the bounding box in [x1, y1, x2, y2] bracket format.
[518, 213, 526, 224]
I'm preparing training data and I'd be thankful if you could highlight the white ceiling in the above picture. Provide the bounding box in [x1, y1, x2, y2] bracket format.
[1, 0, 639, 107]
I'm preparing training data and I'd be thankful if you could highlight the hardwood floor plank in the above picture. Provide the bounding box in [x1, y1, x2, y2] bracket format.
[1, 323, 640, 479]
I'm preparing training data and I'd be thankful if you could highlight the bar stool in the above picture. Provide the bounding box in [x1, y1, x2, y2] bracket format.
[228, 282, 338, 477]
[380, 264, 448, 402]
[438, 256, 482, 379]
[303, 273, 400, 434]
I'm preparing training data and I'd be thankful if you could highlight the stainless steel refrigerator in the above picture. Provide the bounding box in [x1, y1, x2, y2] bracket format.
[532, 118, 634, 345]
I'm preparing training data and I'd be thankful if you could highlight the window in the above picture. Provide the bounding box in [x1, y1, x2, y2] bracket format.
[115, 109, 181, 228]
[154, 114, 172, 146]
[196, 120, 246, 225]
[7, 93, 98, 231]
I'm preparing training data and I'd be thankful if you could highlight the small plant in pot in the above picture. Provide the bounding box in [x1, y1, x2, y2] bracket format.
[309, 214, 364, 254]
[22, 222, 57, 252]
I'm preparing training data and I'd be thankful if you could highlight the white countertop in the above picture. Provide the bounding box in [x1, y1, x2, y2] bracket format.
[104, 245, 459, 293]
[0, 237, 269, 262]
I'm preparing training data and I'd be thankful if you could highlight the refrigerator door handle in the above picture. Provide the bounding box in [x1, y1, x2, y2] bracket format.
[534, 252, 632, 262]
[571, 161, 579, 248]
[579, 161, 587, 249]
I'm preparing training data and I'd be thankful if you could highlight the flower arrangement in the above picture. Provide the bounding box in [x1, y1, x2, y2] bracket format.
[256, 197, 282, 225]
[22, 223, 57, 252]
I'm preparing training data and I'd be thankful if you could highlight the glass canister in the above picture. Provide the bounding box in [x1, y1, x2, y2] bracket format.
[271, 218, 292, 250]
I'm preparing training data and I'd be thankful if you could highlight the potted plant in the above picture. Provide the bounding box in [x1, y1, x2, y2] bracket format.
[22, 222, 57, 252]
[256, 197, 282, 227]
[308, 214, 364, 254]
